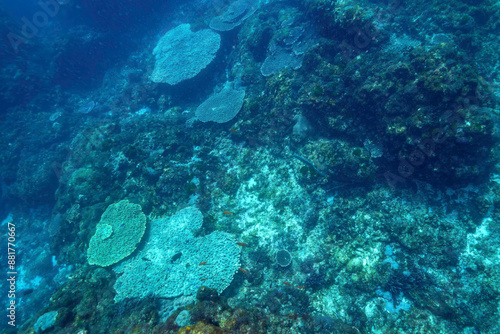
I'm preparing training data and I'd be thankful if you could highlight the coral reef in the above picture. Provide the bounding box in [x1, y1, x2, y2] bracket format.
[2, 0, 500, 333]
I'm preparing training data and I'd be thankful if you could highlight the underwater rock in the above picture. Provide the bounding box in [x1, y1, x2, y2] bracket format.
[12, 151, 58, 204]
[175, 310, 192, 327]
[292, 114, 312, 138]
[34, 311, 58, 333]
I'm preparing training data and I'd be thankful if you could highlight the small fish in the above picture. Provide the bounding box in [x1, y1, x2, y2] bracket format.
[284, 282, 292, 286]
[239, 268, 248, 274]
[170, 252, 182, 262]
[20, 288, 34, 296]
[199, 261, 207, 266]
[223, 211, 233, 214]
[200, 278, 208, 281]
[297, 286, 305, 289]
[236, 242, 248, 247]
[229, 128, 238, 133]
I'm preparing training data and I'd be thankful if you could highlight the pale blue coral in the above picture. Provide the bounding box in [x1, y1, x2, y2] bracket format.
[151, 24, 220, 85]
[113, 207, 240, 302]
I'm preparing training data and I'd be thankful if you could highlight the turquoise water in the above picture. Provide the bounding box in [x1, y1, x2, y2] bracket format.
[0, 0, 499, 333]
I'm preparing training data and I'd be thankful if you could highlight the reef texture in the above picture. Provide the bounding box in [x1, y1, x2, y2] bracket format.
[3, 0, 500, 333]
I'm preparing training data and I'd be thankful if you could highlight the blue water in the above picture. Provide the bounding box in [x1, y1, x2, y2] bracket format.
[0, 0, 499, 333]
[0, 0, 41, 21]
